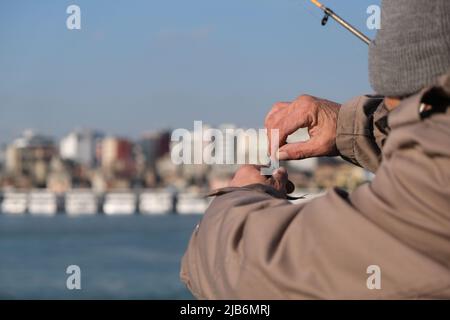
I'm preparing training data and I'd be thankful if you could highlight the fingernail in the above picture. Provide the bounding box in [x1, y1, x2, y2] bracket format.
[277, 151, 289, 161]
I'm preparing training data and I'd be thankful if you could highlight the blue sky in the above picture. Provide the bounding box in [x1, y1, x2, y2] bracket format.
[0, 0, 380, 144]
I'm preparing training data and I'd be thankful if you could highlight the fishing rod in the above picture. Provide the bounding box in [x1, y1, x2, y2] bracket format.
[264, 1, 372, 181]
[310, 0, 371, 45]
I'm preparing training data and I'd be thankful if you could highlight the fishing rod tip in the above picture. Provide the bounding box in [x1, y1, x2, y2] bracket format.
[310, 0, 323, 8]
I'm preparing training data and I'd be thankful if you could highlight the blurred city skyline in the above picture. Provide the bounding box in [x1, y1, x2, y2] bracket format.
[0, 0, 380, 145]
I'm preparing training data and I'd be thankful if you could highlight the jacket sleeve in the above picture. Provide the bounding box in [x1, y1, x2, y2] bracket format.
[180, 73, 450, 300]
[180, 94, 450, 299]
[181, 178, 449, 299]
[336, 95, 387, 173]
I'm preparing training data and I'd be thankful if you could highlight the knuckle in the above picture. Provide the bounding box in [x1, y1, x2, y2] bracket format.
[293, 149, 303, 159]
[296, 94, 315, 107]
[296, 94, 311, 101]
[292, 145, 307, 159]
[264, 115, 273, 127]
[273, 102, 284, 110]
[265, 103, 282, 125]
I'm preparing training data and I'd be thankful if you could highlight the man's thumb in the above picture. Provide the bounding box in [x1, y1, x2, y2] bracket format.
[277, 141, 317, 160]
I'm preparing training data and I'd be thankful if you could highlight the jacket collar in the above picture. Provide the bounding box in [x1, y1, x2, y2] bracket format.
[387, 70, 450, 130]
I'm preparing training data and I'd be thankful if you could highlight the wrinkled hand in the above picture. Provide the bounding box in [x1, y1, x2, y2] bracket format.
[265, 95, 341, 161]
[229, 165, 295, 195]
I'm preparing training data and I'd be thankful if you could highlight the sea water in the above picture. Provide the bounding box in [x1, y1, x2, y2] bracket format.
[0, 214, 200, 299]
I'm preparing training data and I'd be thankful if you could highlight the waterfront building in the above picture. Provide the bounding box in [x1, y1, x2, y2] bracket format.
[5, 130, 56, 188]
[60, 129, 104, 168]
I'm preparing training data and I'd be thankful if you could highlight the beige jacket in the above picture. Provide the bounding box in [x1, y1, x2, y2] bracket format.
[180, 72, 450, 299]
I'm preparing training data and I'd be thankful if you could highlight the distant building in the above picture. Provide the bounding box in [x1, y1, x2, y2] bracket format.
[100, 137, 135, 176]
[0, 145, 5, 170]
[5, 145, 19, 174]
[47, 157, 72, 193]
[138, 131, 170, 167]
[5, 130, 56, 187]
[60, 129, 103, 167]
[204, 124, 268, 166]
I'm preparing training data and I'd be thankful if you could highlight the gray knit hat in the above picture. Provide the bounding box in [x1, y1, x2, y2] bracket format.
[369, 0, 450, 97]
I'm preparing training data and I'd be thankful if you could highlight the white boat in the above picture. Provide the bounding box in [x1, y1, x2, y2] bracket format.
[103, 192, 136, 215]
[1, 192, 28, 215]
[65, 191, 98, 216]
[176, 193, 209, 215]
[139, 190, 174, 215]
[28, 191, 57, 216]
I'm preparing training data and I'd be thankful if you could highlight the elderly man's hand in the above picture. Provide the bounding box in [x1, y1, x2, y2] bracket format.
[229, 165, 295, 195]
[265, 95, 341, 161]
